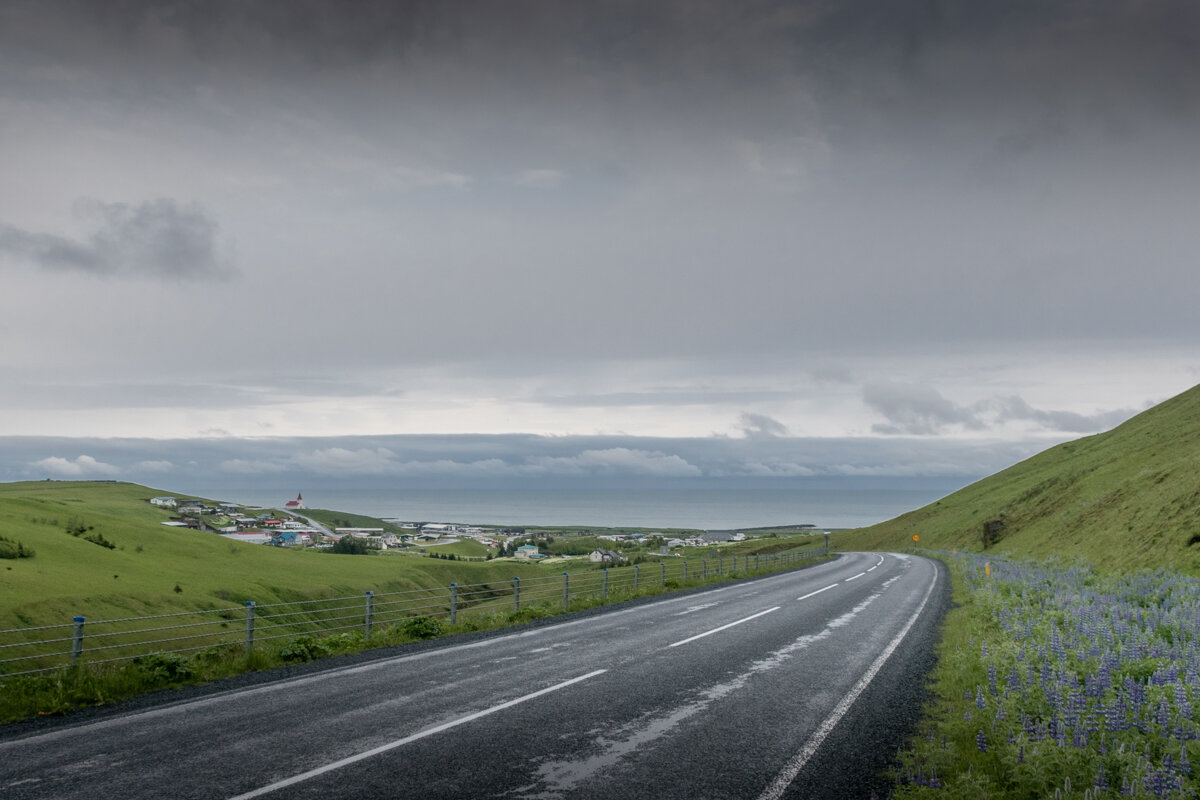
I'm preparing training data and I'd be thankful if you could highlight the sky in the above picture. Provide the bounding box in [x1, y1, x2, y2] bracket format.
[1, 1, 1199, 491]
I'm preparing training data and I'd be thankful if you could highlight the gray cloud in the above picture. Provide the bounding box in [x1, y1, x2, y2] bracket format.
[736, 412, 790, 439]
[0, 199, 231, 280]
[864, 382, 985, 435]
[988, 395, 1142, 434]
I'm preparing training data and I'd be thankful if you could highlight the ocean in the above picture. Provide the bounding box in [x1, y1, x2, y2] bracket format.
[196, 484, 963, 531]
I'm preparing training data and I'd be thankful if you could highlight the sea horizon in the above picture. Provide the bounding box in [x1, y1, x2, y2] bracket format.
[176, 482, 968, 531]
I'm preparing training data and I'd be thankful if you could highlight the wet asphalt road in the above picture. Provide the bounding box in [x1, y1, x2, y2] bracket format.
[0, 553, 948, 800]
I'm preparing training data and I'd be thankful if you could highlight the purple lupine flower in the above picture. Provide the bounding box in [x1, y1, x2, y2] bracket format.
[976, 729, 987, 752]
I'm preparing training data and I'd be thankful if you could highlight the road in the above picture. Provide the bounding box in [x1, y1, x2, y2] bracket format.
[0, 552, 947, 800]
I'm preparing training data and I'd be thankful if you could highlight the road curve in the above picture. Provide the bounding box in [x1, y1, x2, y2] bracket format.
[0, 553, 948, 800]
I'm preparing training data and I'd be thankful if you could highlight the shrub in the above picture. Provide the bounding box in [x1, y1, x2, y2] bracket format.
[278, 635, 333, 663]
[131, 652, 193, 682]
[0, 536, 34, 559]
[399, 616, 442, 640]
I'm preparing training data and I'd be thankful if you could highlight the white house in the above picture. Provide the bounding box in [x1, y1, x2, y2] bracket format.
[150, 497, 177, 508]
[515, 544, 540, 559]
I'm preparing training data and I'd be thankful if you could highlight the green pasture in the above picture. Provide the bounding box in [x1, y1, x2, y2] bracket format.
[838, 383, 1200, 575]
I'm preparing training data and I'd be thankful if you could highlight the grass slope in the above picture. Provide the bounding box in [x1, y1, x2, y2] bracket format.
[0, 481, 550, 631]
[841, 382, 1200, 574]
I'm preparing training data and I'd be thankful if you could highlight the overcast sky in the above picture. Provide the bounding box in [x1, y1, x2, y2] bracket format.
[2, 1, 1199, 486]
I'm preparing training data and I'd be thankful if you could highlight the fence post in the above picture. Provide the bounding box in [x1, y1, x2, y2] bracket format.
[562, 572, 569, 611]
[244, 601, 255, 652]
[702, 559, 707, 579]
[450, 583, 458, 625]
[71, 616, 85, 665]
[603, 568, 608, 602]
[513, 576, 520, 613]
[683, 559, 688, 581]
[634, 564, 639, 591]
[744, 555, 750, 573]
[718, 555, 723, 574]
[755, 554, 760, 571]
[365, 590, 374, 637]
[660, 562, 666, 586]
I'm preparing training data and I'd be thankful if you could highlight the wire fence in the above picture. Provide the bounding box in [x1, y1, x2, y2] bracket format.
[0, 545, 826, 676]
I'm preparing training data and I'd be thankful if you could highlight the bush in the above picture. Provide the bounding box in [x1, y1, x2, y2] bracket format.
[329, 537, 377, 555]
[0, 536, 34, 559]
[131, 652, 193, 682]
[278, 635, 333, 663]
[399, 616, 442, 640]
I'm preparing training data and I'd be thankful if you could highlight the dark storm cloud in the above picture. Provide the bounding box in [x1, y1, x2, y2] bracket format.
[0, 199, 231, 280]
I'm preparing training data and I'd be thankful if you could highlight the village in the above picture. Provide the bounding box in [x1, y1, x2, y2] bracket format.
[147, 492, 724, 563]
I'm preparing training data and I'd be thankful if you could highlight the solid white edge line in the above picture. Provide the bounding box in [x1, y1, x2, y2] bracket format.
[667, 606, 780, 648]
[227, 669, 608, 800]
[844, 572, 866, 581]
[797, 584, 839, 601]
[755, 568, 940, 800]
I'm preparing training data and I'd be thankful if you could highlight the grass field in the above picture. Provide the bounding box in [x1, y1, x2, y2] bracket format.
[836, 383, 1200, 576]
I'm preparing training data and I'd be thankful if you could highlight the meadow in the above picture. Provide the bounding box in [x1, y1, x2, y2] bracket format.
[887, 554, 1198, 799]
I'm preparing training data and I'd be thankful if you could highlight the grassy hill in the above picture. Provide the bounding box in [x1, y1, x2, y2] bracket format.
[0, 481, 559, 632]
[840, 382, 1200, 574]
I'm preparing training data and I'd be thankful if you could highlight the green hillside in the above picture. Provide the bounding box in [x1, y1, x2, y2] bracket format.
[840, 383, 1200, 574]
[0, 481, 550, 631]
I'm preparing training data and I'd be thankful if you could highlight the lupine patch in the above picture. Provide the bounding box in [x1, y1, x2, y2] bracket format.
[892, 554, 1199, 798]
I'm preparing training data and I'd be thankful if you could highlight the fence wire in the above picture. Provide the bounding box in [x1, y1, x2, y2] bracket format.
[0, 545, 824, 676]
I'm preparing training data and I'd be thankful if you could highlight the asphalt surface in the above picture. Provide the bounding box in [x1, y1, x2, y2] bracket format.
[0, 553, 948, 800]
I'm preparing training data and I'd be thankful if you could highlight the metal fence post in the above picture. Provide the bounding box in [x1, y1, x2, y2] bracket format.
[365, 590, 374, 637]
[562, 572, 569, 611]
[71, 616, 85, 665]
[683, 559, 688, 581]
[702, 559, 707, 579]
[718, 555, 723, 574]
[603, 568, 608, 602]
[634, 564, 639, 591]
[450, 583, 458, 625]
[244, 601, 255, 652]
[660, 562, 666, 586]
[744, 555, 750, 573]
[513, 576, 520, 613]
[755, 554, 760, 571]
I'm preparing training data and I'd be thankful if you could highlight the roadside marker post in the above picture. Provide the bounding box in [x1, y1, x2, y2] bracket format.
[71, 616, 85, 665]
[365, 591, 374, 637]
[244, 601, 255, 652]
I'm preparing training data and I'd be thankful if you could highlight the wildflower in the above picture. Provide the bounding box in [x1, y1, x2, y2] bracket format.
[976, 729, 987, 753]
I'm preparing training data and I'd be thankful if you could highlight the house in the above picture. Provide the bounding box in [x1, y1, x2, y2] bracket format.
[150, 496, 177, 509]
[271, 531, 311, 547]
[589, 549, 624, 563]
[514, 544, 541, 559]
